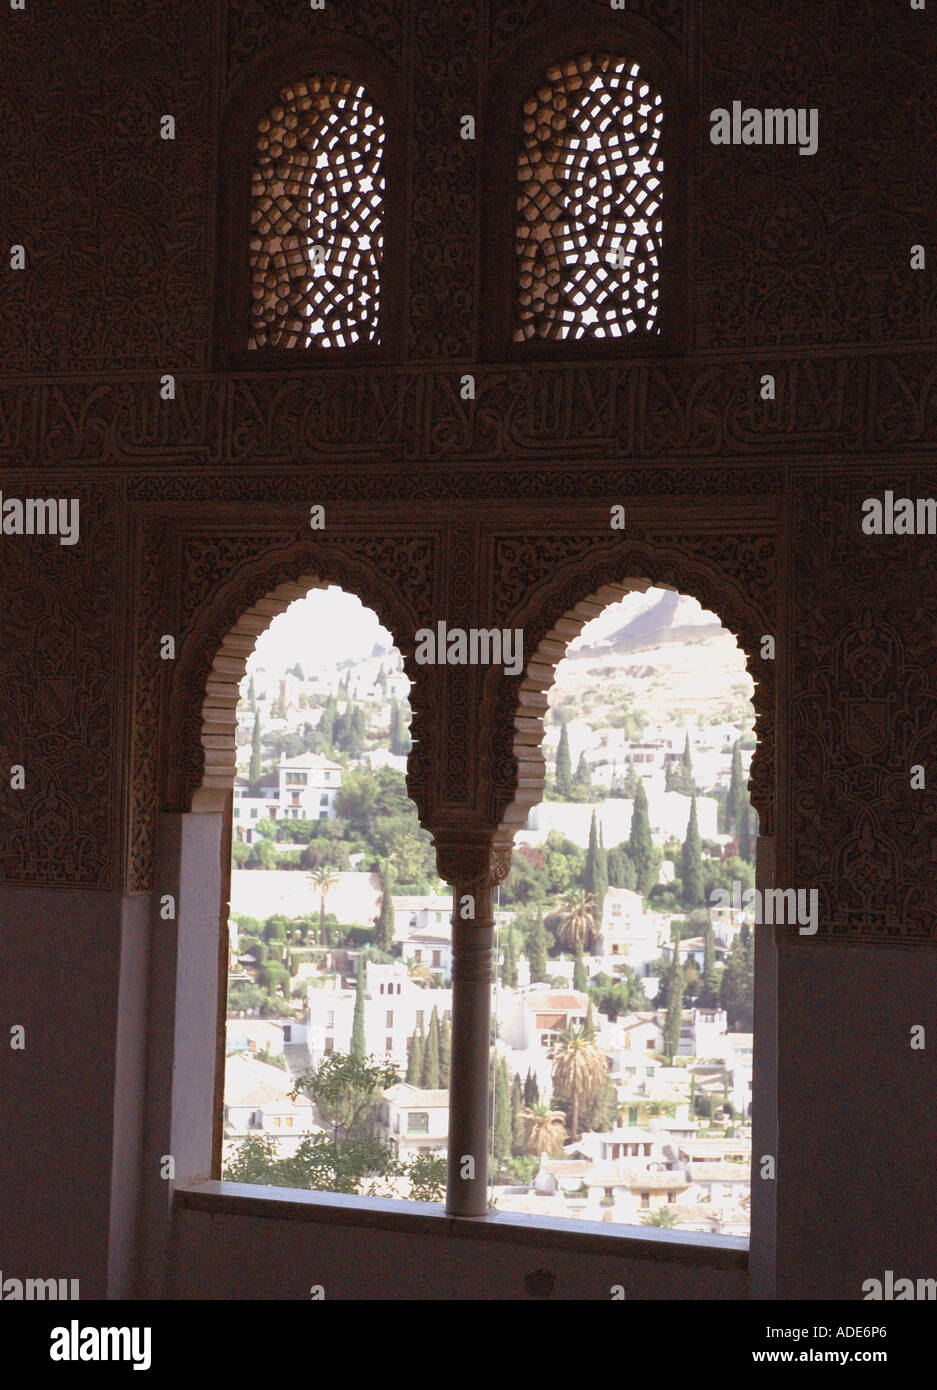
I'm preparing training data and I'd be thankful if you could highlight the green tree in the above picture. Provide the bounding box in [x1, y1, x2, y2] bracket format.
[728, 741, 746, 832]
[374, 860, 396, 951]
[555, 721, 572, 799]
[247, 674, 257, 712]
[292, 1053, 398, 1143]
[389, 699, 411, 756]
[555, 888, 598, 952]
[501, 929, 518, 988]
[440, 1015, 451, 1088]
[628, 779, 656, 895]
[606, 845, 636, 891]
[738, 799, 754, 863]
[308, 867, 339, 944]
[492, 1056, 512, 1161]
[720, 924, 754, 1031]
[522, 1102, 566, 1157]
[573, 943, 588, 992]
[681, 796, 705, 908]
[551, 1025, 607, 1141]
[664, 942, 685, 1062]
[422, 1008, 441, 1088]
[350, 959, 367, 1062]
[527, 912, 548, 983]
[511, 1074, 525, 1154]
[583, 1071, 618, 1133]
[347, 704, 367, 757]
[642, 1208, 676, 1227]
[249, 711, 263, 794]
[680, 732, 695, 794]
[572, 752, 593, 799]
[406, 1026, 424, 1085]
[523, 1069, 540, 1107]
[700, 924, 719, 1007]
[319, 694, 338, 747]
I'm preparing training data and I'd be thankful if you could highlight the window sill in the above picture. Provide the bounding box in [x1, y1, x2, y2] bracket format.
[174, 1182, 747, 1268]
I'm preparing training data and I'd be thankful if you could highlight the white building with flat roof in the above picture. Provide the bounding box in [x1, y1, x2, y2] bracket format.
[374, 1083, 449, 1159]
[305, 960, 451, 1071]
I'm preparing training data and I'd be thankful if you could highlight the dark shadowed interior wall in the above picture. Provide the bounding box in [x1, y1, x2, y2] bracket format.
[2, 0, 936, 1300]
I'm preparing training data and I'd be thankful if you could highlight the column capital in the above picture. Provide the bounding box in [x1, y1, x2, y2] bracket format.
[433, 827, 514, 889]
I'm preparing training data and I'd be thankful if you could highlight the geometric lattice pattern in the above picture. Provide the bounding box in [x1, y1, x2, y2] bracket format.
[515, 54, 663, 341]
[248, 76, 385, 349]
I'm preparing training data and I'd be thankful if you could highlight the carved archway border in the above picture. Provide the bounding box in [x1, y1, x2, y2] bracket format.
[482, 535, 777, 846]
[158, 535, 439, 819]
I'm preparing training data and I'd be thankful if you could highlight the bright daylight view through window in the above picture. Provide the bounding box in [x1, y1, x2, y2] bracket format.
[221, 583, 756, 1235]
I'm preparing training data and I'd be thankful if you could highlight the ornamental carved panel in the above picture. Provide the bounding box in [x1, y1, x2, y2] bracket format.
[790, 470, 937, 943]
[0, 485, 119, 887]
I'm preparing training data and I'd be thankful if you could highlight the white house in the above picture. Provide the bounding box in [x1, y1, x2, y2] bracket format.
[222, 1053, 318, 1159]
[232, 754, 342, 841]
[373, 1083, 449, 1159]
[598, 888, 666, 977]
[277, 753, 342, 821]
[499, 989, 589, 1054]
[305, 960, 451, 1071]
[685, 1162, 751, 1208]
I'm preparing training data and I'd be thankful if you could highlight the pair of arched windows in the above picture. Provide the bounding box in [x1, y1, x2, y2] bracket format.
[244, 53, 664, 352]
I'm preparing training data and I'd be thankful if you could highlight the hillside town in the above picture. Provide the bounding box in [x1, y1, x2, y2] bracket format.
[223, 587, 757, 1235]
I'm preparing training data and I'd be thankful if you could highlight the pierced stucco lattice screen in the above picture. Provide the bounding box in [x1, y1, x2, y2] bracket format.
[248, 76, 385, 349]
[515, 54, 663, 341]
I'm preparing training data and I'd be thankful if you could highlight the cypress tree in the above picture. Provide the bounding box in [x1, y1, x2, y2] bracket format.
[422, 1008, 441, 1088]
[440, 1015, 451, 1088]
[595, 824, 608, 921]
[319, 694, 337, 747]
[389, 699, 410, 756]
[702, 924, 718, 1007]
[407, 1027, 424, 1085]
[584, 998, 596, 1038]
[583, 811, 599, 892]
[738, 799, 753, 863]
[374, 861, 395, 951]
[681, 796, 705, 908]
[573, 942, 588, 991]
[511, 1074, 525, 1154]
[501, 929, 518, 988]
[628, 778, 655, 895]
[247, 674, 257, 712]
[607, 846, 636, 891]
[555, 721, 572, 798]
[351, 959, 367, 1062]
[528, 912, 548, 983]
[664, 945, 685, 1062]
[523, 1069, 540, 1107]
[728, 741, 745, 832]
[573, 751, 592, 796]
[493, 1057, 512, 1160]
[249, 711, 263, 794]
[348, 705, 367, 757]
[681, 732, 695, 794]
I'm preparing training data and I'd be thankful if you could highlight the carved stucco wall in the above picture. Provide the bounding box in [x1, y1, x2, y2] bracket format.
[0, 0, 935, 950]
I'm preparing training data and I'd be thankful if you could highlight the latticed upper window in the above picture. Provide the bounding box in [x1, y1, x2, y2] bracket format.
[515, 53, 663, 342]
[248, 76, 385, 349]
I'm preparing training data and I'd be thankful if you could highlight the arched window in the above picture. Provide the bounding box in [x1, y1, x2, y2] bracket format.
[248, 75, 385, 349]
[515, 53, 663, 342]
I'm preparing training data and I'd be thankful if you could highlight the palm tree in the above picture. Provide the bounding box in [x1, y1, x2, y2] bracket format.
[522, 1102, 567, 1157]
[555, 889, 598, 952]
[641, 1207, 676, 1227]
[551, 1024, 608, 1141]
[307, 867, 338, 944]
[407, 959, 435, 987]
